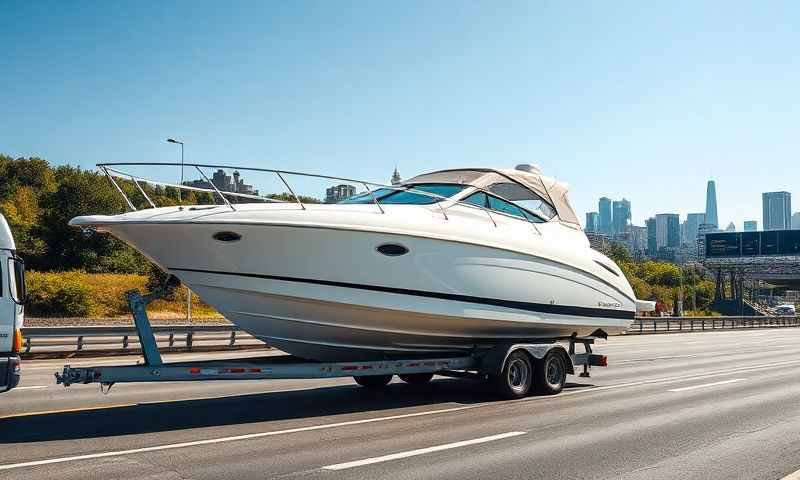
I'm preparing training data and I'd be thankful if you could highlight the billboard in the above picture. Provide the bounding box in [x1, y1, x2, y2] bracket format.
[705, 230, 800, 257]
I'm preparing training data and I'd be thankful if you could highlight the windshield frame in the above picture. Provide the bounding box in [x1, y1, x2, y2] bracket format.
[456, 187, 549, 223]
[338, 183, 468, 205]
[7, 255, 26, 305]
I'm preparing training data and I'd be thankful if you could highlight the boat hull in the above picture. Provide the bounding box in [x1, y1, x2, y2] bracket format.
[92, 219, 636, 361]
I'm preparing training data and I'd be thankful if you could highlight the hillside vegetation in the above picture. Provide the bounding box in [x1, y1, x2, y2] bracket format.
[601, 243, 716, 315]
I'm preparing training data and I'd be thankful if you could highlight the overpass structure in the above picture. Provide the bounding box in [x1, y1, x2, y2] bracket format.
[700, 230, 800, 313]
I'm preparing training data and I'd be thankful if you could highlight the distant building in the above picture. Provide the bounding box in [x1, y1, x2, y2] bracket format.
[391, 167, 402, 186]
[705, 180, 719, 229]
[725, 221, 736, 232]
[598, 197, 613, 235]
[646, 217, 657, 257]
[629, 225, 648, 258]
[585, 212, 599, 233]
[655, 213, 680, 250]
[683, 212, 705, 246]
[325, 184, 356, 203]
[612, 199, 631, 234]
[762, 191, 792, 230]
[183, 169, 259, 196]
[744, 220, 758, 232]
[793, 212, 800, 230]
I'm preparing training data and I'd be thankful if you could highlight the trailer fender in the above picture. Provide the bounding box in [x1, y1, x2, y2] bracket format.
[477, 344, 574, 376]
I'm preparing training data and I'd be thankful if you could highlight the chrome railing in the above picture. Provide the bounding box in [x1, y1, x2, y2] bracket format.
[97, 162, 548, 230]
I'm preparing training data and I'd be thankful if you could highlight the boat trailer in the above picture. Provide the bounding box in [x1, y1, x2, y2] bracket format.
[56, 287, 608, 398]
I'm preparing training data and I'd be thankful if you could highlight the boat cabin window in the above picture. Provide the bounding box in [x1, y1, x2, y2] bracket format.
[487, 182, 557, 220]
[339, 184, 467, 205]
[461, 192, 544, 223]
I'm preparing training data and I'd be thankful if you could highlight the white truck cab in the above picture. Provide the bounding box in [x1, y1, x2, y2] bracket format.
[0, 214, 25, 392]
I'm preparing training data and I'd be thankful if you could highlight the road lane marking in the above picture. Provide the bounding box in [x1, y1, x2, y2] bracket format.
[549, 359, 800, 399]
[0, 404, 484, 471]
[4, 358, 800, 470]
[321, 431, 526, 470]
[781, 467, 800, 480]
[10, 385, 48, 391]
[667, 378, 747, 393]
[0, 403, 137, 420]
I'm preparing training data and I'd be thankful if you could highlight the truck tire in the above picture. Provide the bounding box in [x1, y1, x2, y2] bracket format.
[489, 350, 532, 399]
[354, 374, 393, 388]
[533, 350, 567, 395]
[399, 373, 434, 385]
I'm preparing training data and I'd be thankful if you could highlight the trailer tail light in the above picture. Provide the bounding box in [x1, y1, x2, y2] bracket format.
[599, 356, 608, 367]
[13, 329, 22, 353]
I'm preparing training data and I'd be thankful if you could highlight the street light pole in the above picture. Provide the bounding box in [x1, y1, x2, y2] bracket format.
[166, 138, 184, 202]
[167, 138, 191, 323]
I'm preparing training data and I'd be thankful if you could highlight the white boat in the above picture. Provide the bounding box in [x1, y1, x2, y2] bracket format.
[70, 163, 638, 361]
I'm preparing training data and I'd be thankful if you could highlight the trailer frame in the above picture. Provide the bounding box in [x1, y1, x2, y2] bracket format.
[55, 290, 608, 398]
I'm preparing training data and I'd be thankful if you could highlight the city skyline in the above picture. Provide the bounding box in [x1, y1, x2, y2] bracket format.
[2, 3, 800, 230]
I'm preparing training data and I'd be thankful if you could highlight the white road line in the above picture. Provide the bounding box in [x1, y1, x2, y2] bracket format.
[781, 467, 800, 480]
[4, 358, 800, 471]
[322, 431, 526, 470]
[667, 378, 747, 393]
[0, 404, 482, 471]
[11, 385, 48, 391]
[551, 359, 800, 399]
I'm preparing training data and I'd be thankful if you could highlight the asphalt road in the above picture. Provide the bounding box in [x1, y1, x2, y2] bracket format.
[2, 328, 800, 479]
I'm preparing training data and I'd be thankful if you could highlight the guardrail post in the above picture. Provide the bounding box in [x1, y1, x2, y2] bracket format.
[168, 333, 175, 347]
[186, 330, 193, 350]
[122, 335, 129, 350]
[229, 330, 236, 347]
[702, 319, 705, 331]
[691, 319, 694, 331]
[25, 337, 32, 353]
[639, 321, 643, 334]
[666, 320, 670, 332]
[653, 319, 656, 332]
[77, 336, 84, 351]
[679, 319, 683, 331]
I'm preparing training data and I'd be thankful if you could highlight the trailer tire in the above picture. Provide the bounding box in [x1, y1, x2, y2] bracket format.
[489, 350, 532, 399]
[353, 374, 393, 388]
[533, 350, 567, 395]
[399, 373, 434, 385]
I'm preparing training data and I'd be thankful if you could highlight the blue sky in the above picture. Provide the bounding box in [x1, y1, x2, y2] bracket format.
[2, 1, 798, 228]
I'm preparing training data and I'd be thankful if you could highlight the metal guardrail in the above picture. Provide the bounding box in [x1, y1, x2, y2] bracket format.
[20, 325, 264, 354]
[20, 316, 800, 353]
[629, 316, 800, 334]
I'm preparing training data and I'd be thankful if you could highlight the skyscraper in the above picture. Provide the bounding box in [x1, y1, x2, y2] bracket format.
[585, 212, 599, 233]
[612, 199, 631, 234]
[705, 180, 718, 229]
[325, 184, 356, 203]
[684, 212, 705, 245]
[645, 217, 657, 257]
[793, 213, 800, 230]
[655, 213, 680, 249]
[598, 197, 612, 235]
[744, 220, 758, 231]
[762, 191, 792, 230]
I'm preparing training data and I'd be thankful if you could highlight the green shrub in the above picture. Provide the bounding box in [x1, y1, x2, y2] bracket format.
[26, 271, 94, 317]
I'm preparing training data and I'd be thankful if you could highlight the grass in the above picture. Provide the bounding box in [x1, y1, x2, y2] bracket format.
[26, 271, 220, 318]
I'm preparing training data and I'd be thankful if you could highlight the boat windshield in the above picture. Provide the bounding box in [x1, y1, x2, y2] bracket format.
[339, 184, 467, 205]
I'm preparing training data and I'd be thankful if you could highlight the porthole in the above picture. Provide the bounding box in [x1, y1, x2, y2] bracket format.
[213, 231, 242, 242]
[376, 243, 409, 256]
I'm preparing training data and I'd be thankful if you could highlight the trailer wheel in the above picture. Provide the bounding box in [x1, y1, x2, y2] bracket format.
[399, 373, 434, 385]
[533, 350, 567, 395]
[489, 350, 532, 399]
[353, 374, 393, 388]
